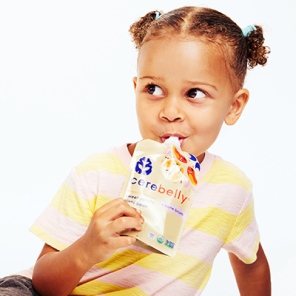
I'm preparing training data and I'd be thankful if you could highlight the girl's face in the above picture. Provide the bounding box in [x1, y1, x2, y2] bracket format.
[133, 38, 248, 162]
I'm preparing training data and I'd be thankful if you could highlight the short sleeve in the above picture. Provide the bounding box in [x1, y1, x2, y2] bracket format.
[223, 191, 260, 264]
[29, 167, 93, 251]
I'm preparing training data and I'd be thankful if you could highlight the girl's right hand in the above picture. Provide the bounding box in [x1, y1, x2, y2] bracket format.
[81, 198, 144, 265]
[32, 198, 143, 296]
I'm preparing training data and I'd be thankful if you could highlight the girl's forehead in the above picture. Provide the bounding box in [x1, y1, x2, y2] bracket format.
[139, 35, 224, 55]
[137, 37, 225, 67]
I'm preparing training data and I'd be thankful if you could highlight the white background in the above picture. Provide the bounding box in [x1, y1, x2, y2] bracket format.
[0, 0, 295, 295]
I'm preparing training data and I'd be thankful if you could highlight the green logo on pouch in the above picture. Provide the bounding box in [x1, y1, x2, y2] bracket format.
[157, 236, 164, 244]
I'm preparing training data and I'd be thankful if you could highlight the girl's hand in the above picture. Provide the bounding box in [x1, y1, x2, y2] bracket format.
[32, 198, 143, 296]
[81, 198, 144, 265]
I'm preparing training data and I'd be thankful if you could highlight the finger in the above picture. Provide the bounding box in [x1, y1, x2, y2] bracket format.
[100, 216, 143, 239]
[109, 235, 137, 249]
[111, 216, 143, 233]
[96, 198, 143, 223]
[95, 198, 126, 215]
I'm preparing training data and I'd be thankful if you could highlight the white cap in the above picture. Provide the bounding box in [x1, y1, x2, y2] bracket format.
[164, 136, 180, 148]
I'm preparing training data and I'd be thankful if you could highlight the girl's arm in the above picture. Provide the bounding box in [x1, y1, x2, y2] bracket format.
[229, 243, 271, 295]
[32, 198, 143, 296]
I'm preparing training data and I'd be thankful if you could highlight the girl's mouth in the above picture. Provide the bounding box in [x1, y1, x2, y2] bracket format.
[160, 135, 186, 147]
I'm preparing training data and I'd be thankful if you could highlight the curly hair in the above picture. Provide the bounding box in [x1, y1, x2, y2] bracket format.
[129, 6, 270, 88]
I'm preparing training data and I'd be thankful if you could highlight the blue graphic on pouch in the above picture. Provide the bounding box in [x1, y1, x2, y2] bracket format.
[189, 153, 200, 170]
[135, 157, 153, 175]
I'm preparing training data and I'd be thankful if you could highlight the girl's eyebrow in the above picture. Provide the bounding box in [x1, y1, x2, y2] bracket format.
[140, 76, 217, 90]
[139, 75, 163, 81]
[185, 80, 217, 90]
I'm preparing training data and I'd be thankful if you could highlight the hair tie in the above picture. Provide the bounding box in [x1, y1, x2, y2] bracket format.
[154, 11, 161, 20]
[242, 25, 256, 37]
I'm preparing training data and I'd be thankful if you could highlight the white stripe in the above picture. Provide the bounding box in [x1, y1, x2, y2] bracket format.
[65, 169, 126, 200]
[33, 205, 87, 246]
[193, 182, 251, 214]
[179, 228, 223, 265]
[223, 219, 259, 260]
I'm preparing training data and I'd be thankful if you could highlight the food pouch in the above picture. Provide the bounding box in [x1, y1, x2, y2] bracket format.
[120, 137, 200, 256]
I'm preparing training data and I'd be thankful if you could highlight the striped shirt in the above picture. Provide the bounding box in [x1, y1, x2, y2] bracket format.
[30, 144, 259, 295]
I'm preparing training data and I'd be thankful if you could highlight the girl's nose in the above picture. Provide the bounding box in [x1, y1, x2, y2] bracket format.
[159, 97, 184, 122]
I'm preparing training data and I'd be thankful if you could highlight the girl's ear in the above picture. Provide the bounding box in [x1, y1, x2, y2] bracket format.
[225, 88, 249, 125]
[133, 77, 137, 90]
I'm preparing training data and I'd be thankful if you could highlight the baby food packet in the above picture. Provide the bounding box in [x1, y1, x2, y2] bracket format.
[120, 137, 200, 256]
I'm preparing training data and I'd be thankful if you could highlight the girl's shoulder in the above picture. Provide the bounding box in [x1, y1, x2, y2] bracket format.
[75, 144, 131, 176]
[201, 152, 252, 192]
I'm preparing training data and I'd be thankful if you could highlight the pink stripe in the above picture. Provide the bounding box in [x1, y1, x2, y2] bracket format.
[65, 169, 126, 201]
[32, 205, 87, 247]
[193, 183, 251, 214]
[223, 219, 259, 261]
[178, 228, 223, 264]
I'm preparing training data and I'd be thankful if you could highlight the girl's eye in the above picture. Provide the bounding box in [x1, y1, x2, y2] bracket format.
[147, 84, 163, 96]
[187, 88, 206, 99]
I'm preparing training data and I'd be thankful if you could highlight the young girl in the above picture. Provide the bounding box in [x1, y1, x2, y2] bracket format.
[0, 6, 271, 296]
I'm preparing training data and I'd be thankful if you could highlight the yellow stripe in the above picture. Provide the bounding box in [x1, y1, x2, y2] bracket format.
[51, 186, 117, 225]
[71, 280, 122, 295]
[104, 287, 148, 296]
[185, 207, 236, 241]
[135, 253, 211, 289]
[96, 249, 148, 271]
[202, 159, 252, 191]
[225, 199, 255, 244]
[76, 153, 128, 175]
[92, 195, 114, 212]
[50, 183, 93, 226]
